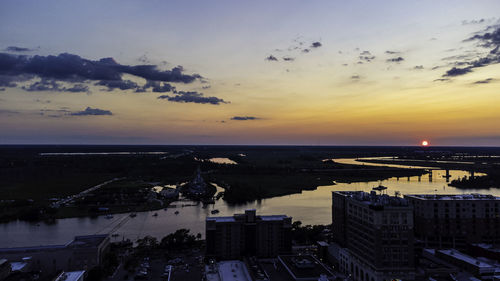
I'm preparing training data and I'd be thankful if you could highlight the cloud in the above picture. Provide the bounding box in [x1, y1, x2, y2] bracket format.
[21, 78, 89, 93]
[282, 57, 295, 62]
[385, 50, 400, 54]
[96, 80, 139, 91]
[70, 107, 112, 116]
[311, 42, 322, 48]
[359, 50, 375, 63]
[265, 55, 278, 61]
[0, 75, 19, 87]
[351, 75, 361, 80]
[414, 65, 424, 70]
[444, 67, 472, 77]
[0, 52, 202, 93]
[387, 57, 404, 62]
[473, 78, 494, 84]
[158, 91, 228, 105]
[230, 116, 260, 120]
[442, 25, 500, 77]
[5, 46, 32, 52]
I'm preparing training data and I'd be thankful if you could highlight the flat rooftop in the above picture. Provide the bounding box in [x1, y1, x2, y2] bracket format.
[67, 234, 108, 248]
[207, 214, 289, 223]
[0, 234, 108, 252]
[218, 260, 252, 281]
[54, 270, 86, 281]
[279, 255, 334, 280]
[437, 249, 494, 269]
[405, 194, 499, 200]
[334, 191, 409, 207]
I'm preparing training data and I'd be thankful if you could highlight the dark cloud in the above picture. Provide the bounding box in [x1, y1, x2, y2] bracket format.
[231, 116, 260, 121]
[96, 80, 139, 91]
[0, 75, 19, 87]
[311, 42, 322, 48]
[473, 78, 494, 84]
[5, 46, 32, 52]
[351, 75, 361, 80]
[359, 50, 375, 62]
[282, 57, 295, 62]
[0, 52, 201, 91]
[202, 85, 211, 89]
[444, 67, 472, 76]
[443, 25, 500, 77]
[462, 18, 497, 25]
[385, 50, 400, 54]
[70, 107, 112, 116]
[434, 78, 451, 82]
[302, 49, 310, 53]
[21, 78, 89, 93]
[157, 91, 228, 105]
[387, 57, 404, 62]
[140, 81, 175, 93]
[414, 65, 424, 70]
[265, 55, 278, 61]
[65, 84, 89, 93]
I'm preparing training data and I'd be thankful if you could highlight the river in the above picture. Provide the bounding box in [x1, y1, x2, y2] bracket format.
[1, 157, 498, 248]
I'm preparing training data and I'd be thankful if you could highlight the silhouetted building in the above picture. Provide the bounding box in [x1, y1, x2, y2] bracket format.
[405, 194, 500, 249]
[331, 191, 415, 281]
[0, 234, 109, 278]
[206, 209, 292, 259]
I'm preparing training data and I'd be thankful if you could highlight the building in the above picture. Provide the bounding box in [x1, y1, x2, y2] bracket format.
[423, 248, 500, 280]
[0, 259, 11, 280]
[331, 191, 415, 281]
[405, 194, 500, 249]
[205, 260, 252, 281]
[54, 270, 86, 281]
[206, 209, 292, 259]
[0, 234, 109, 277]
[278, 255, 336, 281]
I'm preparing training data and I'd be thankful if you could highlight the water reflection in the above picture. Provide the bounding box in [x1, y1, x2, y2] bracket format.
[1, 158, 497, 248]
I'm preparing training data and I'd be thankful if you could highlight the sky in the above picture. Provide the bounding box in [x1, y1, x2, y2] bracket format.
[1, 0, 500, 146]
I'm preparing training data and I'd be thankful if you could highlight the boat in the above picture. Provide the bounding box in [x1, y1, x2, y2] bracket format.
[211, 209, 220, 214]
[129, 213, 137, 217]
[111, 233, 119, 237]
[153, 213, 158, 217]
[174, 211, 179, 215]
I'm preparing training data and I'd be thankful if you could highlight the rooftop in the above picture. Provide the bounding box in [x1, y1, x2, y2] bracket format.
[207, 210, 290, 223]
[0, 234, 108, 252]
[278, 255, 335, 280]
[405, 194, 499, 200]
[218, 260, 252, 281]
[437, 249, 494, 269]
[334, 191, 409, 208]
[54, 270, 86, 281]
[67, 234, 109, 248]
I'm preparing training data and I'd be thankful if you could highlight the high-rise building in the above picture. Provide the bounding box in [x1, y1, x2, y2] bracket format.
[405, 194, 500, 249]
[206, 209, 292, 259]
[331, 191, 415, 281]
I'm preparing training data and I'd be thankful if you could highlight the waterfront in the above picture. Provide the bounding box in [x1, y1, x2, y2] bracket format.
[0, 157, 497, 248]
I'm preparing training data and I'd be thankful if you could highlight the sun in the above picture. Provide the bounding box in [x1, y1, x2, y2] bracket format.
[421, 140, 429, 146]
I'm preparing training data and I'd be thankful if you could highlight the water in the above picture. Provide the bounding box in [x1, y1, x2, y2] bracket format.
[1, 158, 497, 248]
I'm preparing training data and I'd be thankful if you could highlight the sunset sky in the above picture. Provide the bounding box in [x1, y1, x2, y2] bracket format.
[1, 0, 499, 145]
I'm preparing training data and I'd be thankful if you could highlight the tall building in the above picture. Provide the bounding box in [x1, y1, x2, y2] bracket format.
[206, 209, 292, 259]
[405, 194, 500, 249]
[331, 191, 415, 281]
